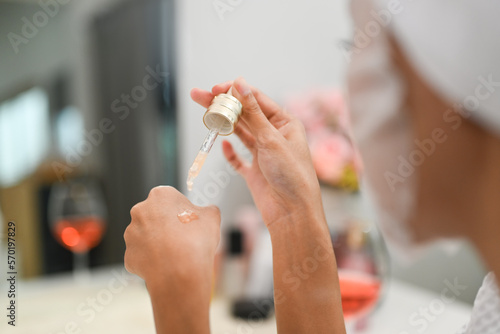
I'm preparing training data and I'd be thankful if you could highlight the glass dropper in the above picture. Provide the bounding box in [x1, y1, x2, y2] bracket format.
[186, 124, 222, 191]
[186, 87, 241, 191]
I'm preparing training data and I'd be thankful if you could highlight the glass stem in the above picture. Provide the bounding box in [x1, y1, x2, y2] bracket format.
[73, 251, 91, 284]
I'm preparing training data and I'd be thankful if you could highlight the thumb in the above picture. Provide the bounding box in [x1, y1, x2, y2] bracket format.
[232, 77, 278, 143]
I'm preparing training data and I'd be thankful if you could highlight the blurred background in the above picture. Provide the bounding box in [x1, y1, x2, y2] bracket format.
[0, 0, 488, 332]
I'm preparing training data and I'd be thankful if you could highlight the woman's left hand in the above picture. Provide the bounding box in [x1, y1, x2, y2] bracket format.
[124, 186, 220, 283]
[124, 186, 220, 334]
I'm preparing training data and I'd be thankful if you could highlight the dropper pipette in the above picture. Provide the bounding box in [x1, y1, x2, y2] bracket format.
[186, 87, 241, 191]
[186, 124, 222, 191]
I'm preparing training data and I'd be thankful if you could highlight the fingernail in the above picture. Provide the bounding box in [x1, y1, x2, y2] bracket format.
[235, 77, 251, 96]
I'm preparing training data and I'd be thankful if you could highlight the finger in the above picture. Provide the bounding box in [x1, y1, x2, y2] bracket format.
[252, 89, 291, 127]
[123, 227, 135, 273]
[212, 81, 233, 95]
[130, 202, 143, 221]
[222, 140, 250, 176]
[193, 82, 290, 129]
[234, 120, 256, 151]
[123, 224, 132, 244]
[201, 205, 222, 224]
[124, 251, 133, 274]
[232, 77, 280, 143]
[190, 88, 214, 108]
[213, 81, 288, 129]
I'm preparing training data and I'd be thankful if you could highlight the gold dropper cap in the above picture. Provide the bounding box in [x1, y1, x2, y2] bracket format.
[203, 92, 242, 135]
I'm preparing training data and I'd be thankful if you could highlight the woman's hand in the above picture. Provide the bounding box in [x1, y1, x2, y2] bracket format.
[191, 77, 325, 228]
[192, 79, 345, 334]
[124, 186, 220, 282]
[124, 186, 220, 334]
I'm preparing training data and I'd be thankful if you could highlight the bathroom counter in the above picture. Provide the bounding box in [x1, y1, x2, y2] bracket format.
[0, 265, 471, 334]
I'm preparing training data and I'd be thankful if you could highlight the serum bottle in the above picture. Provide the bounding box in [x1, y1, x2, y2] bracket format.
[186, 87, 242, 191]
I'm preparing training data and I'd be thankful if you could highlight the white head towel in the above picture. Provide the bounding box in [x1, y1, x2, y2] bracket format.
[366, 2, 500, 333]
[375, 0, 500, 136]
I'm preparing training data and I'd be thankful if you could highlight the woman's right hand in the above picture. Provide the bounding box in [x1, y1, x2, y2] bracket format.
[191, 77, 325, 228]
[193, 78, 346, 334]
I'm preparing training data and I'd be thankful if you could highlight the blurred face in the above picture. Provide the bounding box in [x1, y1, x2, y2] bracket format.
[391, 38, 495, 242]
[347, 31, 494, 252]
[348, 0, 500, 255]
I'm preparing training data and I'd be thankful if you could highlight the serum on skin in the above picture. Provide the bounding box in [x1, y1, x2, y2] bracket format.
[177, 209, 199, 224]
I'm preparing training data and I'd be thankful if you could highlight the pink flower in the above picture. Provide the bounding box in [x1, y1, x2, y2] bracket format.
[286, 88, 351, 133]
[310, 133, 352, 183]
[286, 88, 363, 185]
[322, 90, 351, 131]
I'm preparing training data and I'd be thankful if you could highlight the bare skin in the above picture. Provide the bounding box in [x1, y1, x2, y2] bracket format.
[123, 41, 500, 334]
[124, 77, 346, 334]
[124, 186, 220, 334]
[390, 37, 500, 279]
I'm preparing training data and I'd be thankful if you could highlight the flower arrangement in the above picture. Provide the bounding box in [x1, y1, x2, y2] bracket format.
[286, 88, 362, 191]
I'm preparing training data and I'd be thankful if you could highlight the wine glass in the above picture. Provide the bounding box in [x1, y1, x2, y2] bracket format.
[48, 178, 107, 281]
[321, 187, 390, 333]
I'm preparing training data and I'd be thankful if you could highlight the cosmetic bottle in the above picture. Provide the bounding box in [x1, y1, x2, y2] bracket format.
[203, 87, 242, 136]
[222, 228, 246, 299]
[232, 226, 275, 320]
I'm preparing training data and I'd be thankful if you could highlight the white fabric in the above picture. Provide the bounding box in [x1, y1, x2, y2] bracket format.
[374, 0, 500, 137]
[348, 0, 423, 260]
[456, 273, 500, 334]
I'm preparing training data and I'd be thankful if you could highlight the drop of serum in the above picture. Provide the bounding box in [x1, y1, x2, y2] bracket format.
[186, 150, 209, 191]
[177, 209, 199, 224]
